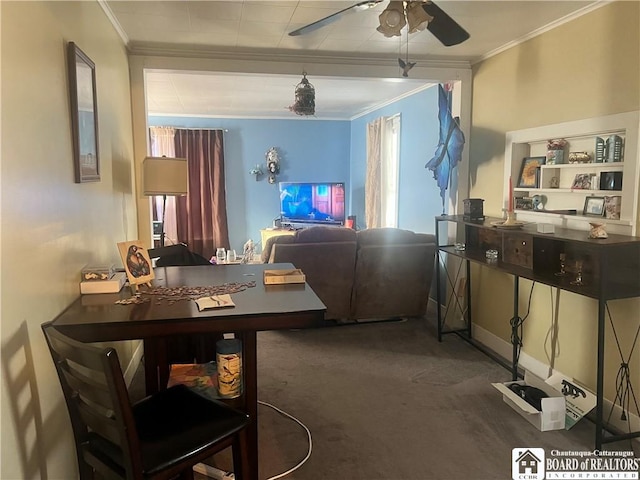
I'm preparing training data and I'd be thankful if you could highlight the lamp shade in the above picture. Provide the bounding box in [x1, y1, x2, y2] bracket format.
[406, 1, 433, 34]
[377, 1, 406, 37]
[142, 156, 188, 196]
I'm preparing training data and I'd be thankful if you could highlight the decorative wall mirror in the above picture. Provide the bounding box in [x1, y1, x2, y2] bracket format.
[67, 42, 100, 183]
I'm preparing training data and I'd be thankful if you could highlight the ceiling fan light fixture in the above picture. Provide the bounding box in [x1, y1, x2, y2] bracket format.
[406, 1, 433, 33]
[289, 72, 315, 116]
[377, 1, 406, 37]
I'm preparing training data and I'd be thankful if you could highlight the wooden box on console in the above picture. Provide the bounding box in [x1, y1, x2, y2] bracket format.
[465, 225, 500, 253]
[503, 233, 533, 269]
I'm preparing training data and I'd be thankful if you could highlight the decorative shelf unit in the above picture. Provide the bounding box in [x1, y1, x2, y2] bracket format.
[435, 215, 640, 450]
[505, 111, 639, 235]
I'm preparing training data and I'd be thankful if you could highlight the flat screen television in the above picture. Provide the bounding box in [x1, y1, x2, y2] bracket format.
[279, 182, 346, 226]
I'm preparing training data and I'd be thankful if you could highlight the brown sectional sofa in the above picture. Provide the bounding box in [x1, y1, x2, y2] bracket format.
[261, 226, 436, 321]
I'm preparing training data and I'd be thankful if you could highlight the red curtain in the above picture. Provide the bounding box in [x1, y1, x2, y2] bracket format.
[174, 129, 230, 260]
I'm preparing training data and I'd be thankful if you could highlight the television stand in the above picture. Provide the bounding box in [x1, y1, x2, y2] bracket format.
[259, 228, 296, 247]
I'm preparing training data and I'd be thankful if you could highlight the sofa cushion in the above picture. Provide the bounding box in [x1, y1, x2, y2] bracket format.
[352, 242, 435, 320]
[271, 241, 357, 320]
[351, 227, 436, 320]
[356, 227, 434, 246]
[295, 226, 356, 243]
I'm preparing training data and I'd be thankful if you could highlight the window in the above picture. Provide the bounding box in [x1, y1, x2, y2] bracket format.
[381, 114, 400, 227]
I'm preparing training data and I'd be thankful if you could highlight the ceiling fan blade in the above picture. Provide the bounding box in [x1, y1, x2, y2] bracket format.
[422, 1, 470, 46]
[289, 0, 383, 37]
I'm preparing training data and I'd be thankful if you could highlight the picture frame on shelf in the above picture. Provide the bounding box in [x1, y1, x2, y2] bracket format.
[604, 196, 621, 220]
[67, 42, 100, 183]
[515, 197, 534, 210]
[517, 156, 545, 188]
[572, 173, 596, 190]
[583, 196, 605, 217]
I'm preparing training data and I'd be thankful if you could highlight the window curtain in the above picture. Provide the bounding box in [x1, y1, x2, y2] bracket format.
[365, 117, 383, 228]
[149, 127, 179, 244]
[366, 116, 401, 229]
[381, 115, 400, 228]
[174, 129, 230, 260]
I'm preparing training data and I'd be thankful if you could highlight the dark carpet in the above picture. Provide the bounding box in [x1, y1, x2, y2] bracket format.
[131, 314, 635, 480]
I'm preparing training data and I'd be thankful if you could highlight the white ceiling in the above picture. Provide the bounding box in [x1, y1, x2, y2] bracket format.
[104, 1, 601, 119]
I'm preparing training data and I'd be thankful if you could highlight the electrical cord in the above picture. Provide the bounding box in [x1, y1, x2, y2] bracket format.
[258, 400, 313, 480]
[510, 281, 536, 366]
[194, 401, 312, 480]
[544, 286, 561, 376]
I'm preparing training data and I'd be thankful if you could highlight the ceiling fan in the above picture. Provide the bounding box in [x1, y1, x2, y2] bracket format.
[289, 0, 470, 47]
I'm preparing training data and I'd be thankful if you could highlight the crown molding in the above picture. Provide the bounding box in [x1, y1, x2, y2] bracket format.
[98, 0, 129, 46]
[473, 1, 610, 65]
[350, 82, 436, 120]
[127, 43, 471, 71]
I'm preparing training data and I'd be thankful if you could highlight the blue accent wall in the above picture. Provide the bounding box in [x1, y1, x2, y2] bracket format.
[350, 85, 443, 233]
[150, 86, 444, 249]
[149, 117, 350, 251]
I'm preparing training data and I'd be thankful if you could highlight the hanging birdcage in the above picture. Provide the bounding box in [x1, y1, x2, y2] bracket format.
[289, 72, 315, 116]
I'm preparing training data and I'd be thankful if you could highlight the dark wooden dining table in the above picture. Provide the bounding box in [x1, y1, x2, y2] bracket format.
[51, 263, 326, 480]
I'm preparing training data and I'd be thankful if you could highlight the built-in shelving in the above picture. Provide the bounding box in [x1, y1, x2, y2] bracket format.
[504, 111, 639, 235]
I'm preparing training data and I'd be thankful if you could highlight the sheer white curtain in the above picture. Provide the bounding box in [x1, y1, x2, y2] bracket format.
[365, 115, 400, 228]
[149, 126, 179, 244]
[365, 118, 383, 228]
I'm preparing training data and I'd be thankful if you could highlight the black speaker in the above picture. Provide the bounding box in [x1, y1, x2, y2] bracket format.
[600, 171, 623, 191]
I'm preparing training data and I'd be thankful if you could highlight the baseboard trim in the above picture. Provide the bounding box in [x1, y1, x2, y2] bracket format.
[472, 323, 640, 441]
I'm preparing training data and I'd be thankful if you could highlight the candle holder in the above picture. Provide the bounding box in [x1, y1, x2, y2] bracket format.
[502, 210, 518, 226]
[555, 253, 567, 277]
[570, 260, 584, 286]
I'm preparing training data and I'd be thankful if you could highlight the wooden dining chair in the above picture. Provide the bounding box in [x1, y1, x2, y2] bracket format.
[41, 321, 250, 480]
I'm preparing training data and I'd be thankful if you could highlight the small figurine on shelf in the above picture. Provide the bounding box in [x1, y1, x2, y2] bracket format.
[241, 239, 255, 264]
[588, 222, 608, 239]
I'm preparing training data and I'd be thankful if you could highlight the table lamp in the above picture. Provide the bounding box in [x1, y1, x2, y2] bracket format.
[142, 156, 188, 247]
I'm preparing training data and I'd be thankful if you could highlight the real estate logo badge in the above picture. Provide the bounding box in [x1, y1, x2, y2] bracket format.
[512, 448, 545, 480]
[512, 448, 640, 480]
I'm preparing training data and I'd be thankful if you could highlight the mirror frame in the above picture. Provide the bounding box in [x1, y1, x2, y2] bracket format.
[67, 42, 100, 183]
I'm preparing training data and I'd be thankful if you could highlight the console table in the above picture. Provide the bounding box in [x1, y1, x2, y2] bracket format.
[434, 214, 640, 449]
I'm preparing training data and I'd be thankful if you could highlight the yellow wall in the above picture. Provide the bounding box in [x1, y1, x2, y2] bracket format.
[470, 2, 639, 403]
[0, 2, 136, 478]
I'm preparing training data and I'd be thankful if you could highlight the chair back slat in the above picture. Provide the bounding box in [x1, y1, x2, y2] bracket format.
[42, 322, 143, 479]
[60, 362, 114, 411]
[76, 400, 122, 445]
[46, 330, 108, 371]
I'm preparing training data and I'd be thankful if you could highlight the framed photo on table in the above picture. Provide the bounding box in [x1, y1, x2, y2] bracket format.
[517, 156, 545, 188]
[117, 240, 155, 288]
[583, 196, 605, 217]
[68, 42, 100, 183]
